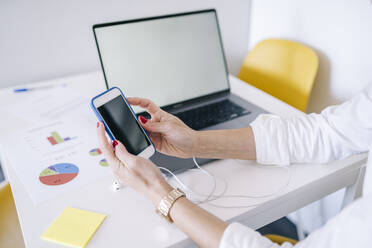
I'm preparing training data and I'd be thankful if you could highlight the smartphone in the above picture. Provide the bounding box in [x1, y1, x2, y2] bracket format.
[91, 87, 155, 158]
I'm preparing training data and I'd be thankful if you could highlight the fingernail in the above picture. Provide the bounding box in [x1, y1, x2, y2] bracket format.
[139, 115, 148, 124]
[97, 122, 99, 128]
[112, 140, 118, 148]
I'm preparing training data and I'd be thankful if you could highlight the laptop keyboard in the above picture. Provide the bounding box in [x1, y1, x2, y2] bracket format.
[174, 99, 251, 130]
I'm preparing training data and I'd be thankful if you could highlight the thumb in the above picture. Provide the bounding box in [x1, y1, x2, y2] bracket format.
[114, 141, 135, 163]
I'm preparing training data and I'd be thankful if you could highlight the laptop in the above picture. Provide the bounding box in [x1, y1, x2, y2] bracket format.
[93, 9, 267, 173]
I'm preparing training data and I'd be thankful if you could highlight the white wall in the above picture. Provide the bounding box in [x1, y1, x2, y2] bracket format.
[250, 0, 372, 113]
[0, 0, 251, 88]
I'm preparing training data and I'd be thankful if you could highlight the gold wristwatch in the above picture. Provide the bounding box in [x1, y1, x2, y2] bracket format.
[156, 188, 186, 223]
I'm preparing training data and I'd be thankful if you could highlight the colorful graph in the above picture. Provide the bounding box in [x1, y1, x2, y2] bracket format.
[99, 158, 109, 167]
[47, 131, 76, 146]
[39, 163, 79, 186]
[89, 148, 102, 156]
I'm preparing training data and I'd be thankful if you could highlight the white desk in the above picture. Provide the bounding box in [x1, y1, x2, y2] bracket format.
[0, 72, 367, 248]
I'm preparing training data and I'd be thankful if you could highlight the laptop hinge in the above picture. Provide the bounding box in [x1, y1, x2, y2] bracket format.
[163, 90, 230, 113]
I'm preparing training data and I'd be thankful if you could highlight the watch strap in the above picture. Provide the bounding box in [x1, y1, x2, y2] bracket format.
[156, 188, 185, 223]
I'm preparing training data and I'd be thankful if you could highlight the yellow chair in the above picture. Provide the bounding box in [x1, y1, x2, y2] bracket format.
[0, 181, 25, 248]
[238, 39, 319, 112]
[265, 234, 298, 245]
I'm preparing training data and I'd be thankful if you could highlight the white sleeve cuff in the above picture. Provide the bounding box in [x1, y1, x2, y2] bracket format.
[219, 223, 288, 248]
[250, 114, 290, 166]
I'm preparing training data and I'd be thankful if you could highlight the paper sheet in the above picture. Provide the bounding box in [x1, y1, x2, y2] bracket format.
[0, 86, 113, 204]
[1, 86, 90, 124]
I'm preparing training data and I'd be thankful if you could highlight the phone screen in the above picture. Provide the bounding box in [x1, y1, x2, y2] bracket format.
[97, 96, 150, 155]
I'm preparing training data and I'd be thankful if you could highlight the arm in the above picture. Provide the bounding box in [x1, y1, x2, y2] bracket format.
[169, 197, 228, 247]
[193, 83, 372, 164]
[129, 83, 372, 165]
[250, 84, 372, 165]
[127, 97, 256, 160]
[193, 127, 256, 160]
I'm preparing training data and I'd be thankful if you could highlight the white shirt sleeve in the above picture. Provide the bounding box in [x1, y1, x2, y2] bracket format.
[251, 83, 372, 165]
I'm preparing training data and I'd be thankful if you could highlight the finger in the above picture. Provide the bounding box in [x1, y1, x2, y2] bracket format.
[139, 119, 170, 133]
[114, 140, 136, 164]
[96, 122, 120, 168]
[127, 97, 161, 116]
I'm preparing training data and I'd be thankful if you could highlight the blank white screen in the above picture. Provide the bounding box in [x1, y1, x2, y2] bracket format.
[94, 11, 229, 113]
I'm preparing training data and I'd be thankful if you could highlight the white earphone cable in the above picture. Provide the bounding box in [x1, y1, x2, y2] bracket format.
[159, 157, 291, 209]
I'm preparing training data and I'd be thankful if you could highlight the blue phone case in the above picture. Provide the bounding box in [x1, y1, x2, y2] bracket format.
[90, 87, 155, 151]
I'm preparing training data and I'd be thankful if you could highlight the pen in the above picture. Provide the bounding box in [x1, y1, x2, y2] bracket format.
[13, 85, 64, 93]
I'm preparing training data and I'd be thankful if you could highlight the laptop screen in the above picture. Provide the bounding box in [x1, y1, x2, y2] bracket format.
[94, 10, 229, 113]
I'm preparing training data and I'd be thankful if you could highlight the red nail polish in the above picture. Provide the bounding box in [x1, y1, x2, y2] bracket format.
[112, 140, 118, 148]
[97, 122, 99, 128]
[139, 115, 148, 124]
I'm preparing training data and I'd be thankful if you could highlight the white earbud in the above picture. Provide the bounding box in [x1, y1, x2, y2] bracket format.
[112, 180, 122, 192]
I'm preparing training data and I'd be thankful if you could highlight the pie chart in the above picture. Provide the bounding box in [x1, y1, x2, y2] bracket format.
[39, 163, 79, 186]
[89, 148, 102, 156]
[99, 158, 108, 167]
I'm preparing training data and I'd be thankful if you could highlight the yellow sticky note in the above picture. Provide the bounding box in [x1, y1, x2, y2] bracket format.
[41, 207, 106, 248]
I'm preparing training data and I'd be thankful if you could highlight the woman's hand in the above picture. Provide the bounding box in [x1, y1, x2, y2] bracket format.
[97, 121, 228, 248]
[127, 97, 197, 158]
[97, 122, 173, 205]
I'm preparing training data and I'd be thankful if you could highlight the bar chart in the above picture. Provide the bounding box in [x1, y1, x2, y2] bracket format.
[47, 131, 76, 146]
